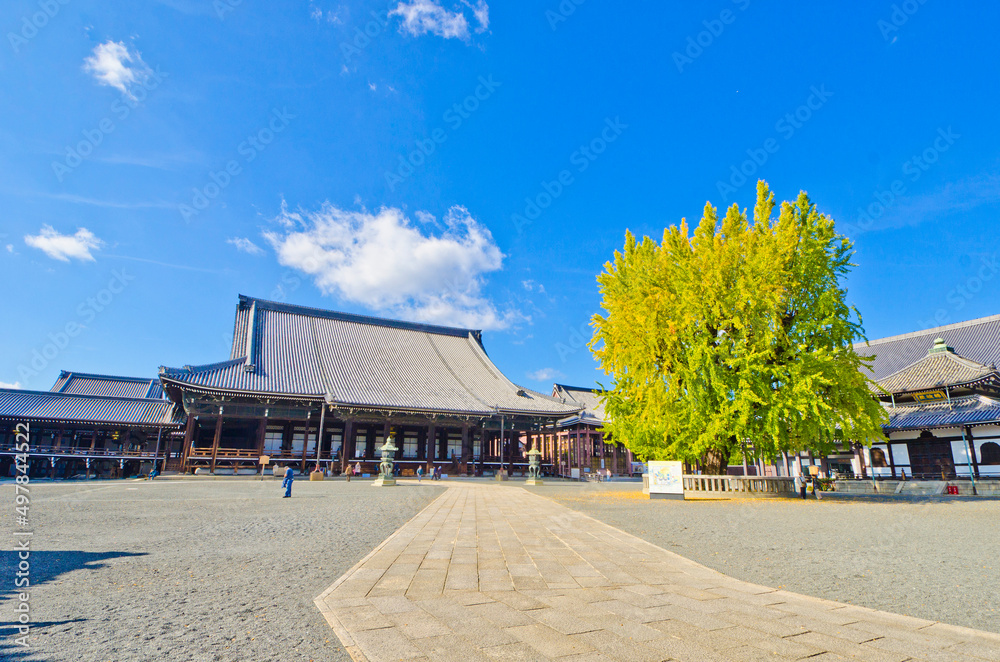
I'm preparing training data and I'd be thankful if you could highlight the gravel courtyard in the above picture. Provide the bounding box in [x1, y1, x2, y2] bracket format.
[532, 482, 1000, 635]
[2, 478, 998, 662]
[0, 479, 444, 662]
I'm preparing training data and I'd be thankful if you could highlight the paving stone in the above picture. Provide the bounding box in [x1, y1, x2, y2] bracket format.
[315, 485, 1000, 662]
[480, 642, 551, 661]
[352, 625, 428, 661]
[468, 600, 538, 628]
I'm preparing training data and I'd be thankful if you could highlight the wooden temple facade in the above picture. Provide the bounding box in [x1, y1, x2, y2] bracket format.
[159, 296, 580, 475]
[515, 384, 636, 479]
[0, 371, 182, 478]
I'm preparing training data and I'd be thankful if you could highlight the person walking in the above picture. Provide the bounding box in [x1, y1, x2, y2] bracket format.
[345, 462, 353, 482]
[794, 473, 806, 500]
[416, 465, 424, 482]
[355, 461, 361, 477]
[282, 465, 294, 498]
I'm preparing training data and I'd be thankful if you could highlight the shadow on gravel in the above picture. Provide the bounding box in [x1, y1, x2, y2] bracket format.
[0, 551, 145, 659]
[0, 619, 86, 661]
[0, 550, 147, 595]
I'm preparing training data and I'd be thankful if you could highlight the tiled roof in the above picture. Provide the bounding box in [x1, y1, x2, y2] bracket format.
[884, 395, 1000, 431]
[51, 371, 165, 399]
[0, 388, 179, 427]
[856, 314, 1000, 381]
[162, 296, 580, 418]
[552, 384, 606, 427]
[877, 343, 998, 394]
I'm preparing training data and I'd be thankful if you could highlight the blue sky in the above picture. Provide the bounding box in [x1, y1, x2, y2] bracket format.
[2, 0, 999, 393]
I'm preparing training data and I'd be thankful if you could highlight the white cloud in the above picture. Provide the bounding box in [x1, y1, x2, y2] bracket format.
[0, 380, 21, 389]
[227, 237, 264, 255]
[527, 368, 563, 382]
[264, 203, 519, 330]
[82, 40, 152, 99]
[5, 244, 12, 253]
[390, 0, 489, 40]
[24, 226, 103, 262]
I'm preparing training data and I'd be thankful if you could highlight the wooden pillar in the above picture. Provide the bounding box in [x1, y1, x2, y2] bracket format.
[439, 425, 448, 462]
[314, 406, 326, 472]
[255, 418, 267, 459]
[426, 423, 436, 470]
[301, 412, 313, 473]
[210, 415, 223, 473]
[575, 425, 582, 476]
[461, 423, 471, 474]
[478, 425, 485, 475]
[886, 441, 896, 479]
[340, 419, 354, 473]
[966, 426, 980, 479]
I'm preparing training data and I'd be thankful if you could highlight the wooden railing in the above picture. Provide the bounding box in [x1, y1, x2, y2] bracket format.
[0, 445, 161, 458]
[683, 475, 796, 495]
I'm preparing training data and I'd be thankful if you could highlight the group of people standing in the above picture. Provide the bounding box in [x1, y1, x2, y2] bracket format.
[416, 465, 443, 482]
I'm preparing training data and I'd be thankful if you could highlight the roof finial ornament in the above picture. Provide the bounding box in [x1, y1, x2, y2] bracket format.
[928, 337, 954, 355]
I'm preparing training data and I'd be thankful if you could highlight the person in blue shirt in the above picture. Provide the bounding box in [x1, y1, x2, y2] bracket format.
[282, 466, 294, 498]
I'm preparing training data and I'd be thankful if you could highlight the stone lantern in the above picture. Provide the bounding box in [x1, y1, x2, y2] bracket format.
[525, 440, 543, 486]
[373, 436, 398, 487]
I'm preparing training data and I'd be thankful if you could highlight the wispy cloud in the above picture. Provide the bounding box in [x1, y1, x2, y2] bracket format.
[24, 226, 103, 262]
[32, 192, 176, 209]
[264, 202, 519, 330]
[0, 380, 21, 389]
[390, 0, 488, 40]
[227, 237, 264, 255]
[527, 368, 563, 382]
[103, 254, 233, 274]
[882, 173, 1000, 229]
[83, 40, 153, 99]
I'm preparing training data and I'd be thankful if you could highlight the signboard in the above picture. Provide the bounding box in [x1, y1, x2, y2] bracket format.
[259, 455, 270, 465]
[913, 390, 947, 403]
[647, 461, 684, 500]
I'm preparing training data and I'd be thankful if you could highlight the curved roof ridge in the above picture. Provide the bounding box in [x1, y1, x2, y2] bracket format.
[237, 294, 482, 341]
[161, 357, 245, 375]
[857, 313, 1000, 347]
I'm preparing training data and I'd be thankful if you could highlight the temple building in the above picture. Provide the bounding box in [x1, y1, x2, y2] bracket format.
[159, 295, 580, 475]
[863, 318, 1000, 480]
[524, 384, 636, 479]
[0, 371, 181, 478]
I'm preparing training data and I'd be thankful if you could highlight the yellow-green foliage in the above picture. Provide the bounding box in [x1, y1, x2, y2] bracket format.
[590, 181, 887, 464]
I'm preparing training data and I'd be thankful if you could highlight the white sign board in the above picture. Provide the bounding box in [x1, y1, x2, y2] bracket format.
[647, 461, 684, 499]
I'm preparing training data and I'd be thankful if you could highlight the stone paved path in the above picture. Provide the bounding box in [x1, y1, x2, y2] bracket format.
[315, 485, 1000, 661]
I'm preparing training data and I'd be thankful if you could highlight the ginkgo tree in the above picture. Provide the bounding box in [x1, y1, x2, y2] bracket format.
[590, 181, 887, 473]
